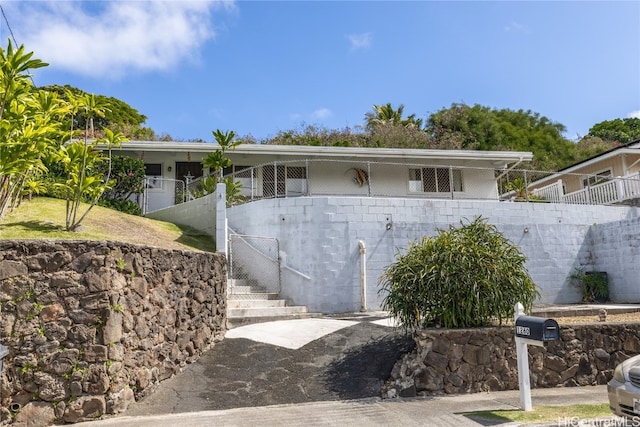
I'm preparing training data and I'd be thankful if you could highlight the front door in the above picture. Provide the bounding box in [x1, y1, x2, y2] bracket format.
[175, 162, 204, 183]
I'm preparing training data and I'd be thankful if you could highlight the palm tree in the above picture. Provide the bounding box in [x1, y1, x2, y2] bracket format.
[364, 103, 423, 132]
[365, 103, 404, 130]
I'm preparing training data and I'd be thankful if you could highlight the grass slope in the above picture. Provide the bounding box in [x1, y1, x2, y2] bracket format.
[0, 197, 215, 252]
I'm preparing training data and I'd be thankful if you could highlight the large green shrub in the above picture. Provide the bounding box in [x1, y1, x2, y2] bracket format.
[379, 216, 539, 330]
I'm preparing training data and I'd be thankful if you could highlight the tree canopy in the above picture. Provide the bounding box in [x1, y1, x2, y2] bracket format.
[587, 117, 640, 144]
[29, 83, 640, 172]
[39, 84, 156, 140]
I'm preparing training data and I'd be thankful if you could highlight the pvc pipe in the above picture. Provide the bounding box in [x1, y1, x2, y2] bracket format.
[359, 240, 366, 312]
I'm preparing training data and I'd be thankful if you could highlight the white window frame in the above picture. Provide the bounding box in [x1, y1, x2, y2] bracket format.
[409, 167, 463, 193]
[582, 168, 612, 188]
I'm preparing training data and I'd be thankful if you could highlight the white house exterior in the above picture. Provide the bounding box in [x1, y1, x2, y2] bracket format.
[109, 141, 640, 314]
[111, 141, 534, 213]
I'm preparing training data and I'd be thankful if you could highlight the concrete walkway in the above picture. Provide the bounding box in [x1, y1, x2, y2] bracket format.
[77, 308, 629, 427]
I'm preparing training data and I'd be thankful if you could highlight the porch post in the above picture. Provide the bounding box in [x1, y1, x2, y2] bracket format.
[616, 177, 625, 203]
[449, 166, 454, 200]
[366, 162, 372, 197]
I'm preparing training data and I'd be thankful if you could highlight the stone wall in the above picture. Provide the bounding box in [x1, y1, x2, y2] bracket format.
[382, 323, 639, 398]
[0, 240, 227, 426]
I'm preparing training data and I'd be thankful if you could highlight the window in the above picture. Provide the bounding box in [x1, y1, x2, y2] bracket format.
[224, 165, 254, 194]
[582, 169, 612, 188]
[223, 165, 251, 177]
[263, 165, 307, 197]
[144, 163, 162, 189]
[409, 168, 463, 193]
[145, 163, 162, 176]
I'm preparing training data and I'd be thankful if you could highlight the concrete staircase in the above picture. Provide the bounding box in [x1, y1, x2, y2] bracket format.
[227, 279, 309, 326]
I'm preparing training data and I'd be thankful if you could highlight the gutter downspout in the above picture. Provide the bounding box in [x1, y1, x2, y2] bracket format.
[359, 240, 367, 312]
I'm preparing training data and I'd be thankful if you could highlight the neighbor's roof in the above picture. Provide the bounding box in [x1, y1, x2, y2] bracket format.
[529, 138, 640, 187]
[111, 140, 533, 165]
[556, 138, 640, 173]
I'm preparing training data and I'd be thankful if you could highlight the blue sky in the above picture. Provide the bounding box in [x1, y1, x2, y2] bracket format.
[3, 1, 639, 142]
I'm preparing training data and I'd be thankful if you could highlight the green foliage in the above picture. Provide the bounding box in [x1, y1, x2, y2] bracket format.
[379, 216, 539, 330]
[40, 84, 151, 139]
[0, 41, 63, 221]
[426, 103, 575, 170]
[54, 92, 129, 230]
[588, 117, 640, 144]
[203, 129, 240, 174]
[191, 129, 244, 206]
[95, 155, 144, 215]
[364, 103, 424, 131]
[568, 268, 609, 303]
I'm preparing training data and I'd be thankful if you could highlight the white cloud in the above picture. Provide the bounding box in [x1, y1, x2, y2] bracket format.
[504, 21, 528, 33]
[311, 108, 332, 120]
[8, 1, 235, 79]
[347, 32, 372, 50]
[628, 110, 640, 119]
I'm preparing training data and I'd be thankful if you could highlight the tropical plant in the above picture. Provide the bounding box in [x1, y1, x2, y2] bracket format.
[191, 129, 243, 205]
[379, 216, 539, 330]
[364, 103, 423, 132]
[0, 41, 60, 221]
[54, 91, 128, 230]
[96, 155, 145, 214]
[568, 268, 609, 303]
[40, 84, 154, 140]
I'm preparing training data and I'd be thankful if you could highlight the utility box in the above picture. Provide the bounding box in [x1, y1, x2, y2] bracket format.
[515, 315, 560, 343]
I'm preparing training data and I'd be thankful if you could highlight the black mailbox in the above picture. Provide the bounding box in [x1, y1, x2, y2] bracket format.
[515, 315, 560, 342]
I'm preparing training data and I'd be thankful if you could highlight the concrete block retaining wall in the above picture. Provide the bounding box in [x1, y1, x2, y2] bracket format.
[590, 217, 640, 302]
[228, 197, 639, 313]
[382, 322, 640, 398]
[0, 240, 227, 425]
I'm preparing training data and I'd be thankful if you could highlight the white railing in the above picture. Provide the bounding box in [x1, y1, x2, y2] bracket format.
[531, 179, 564, 202]
[559, 173, 640, 205]
[140, 162, 640, 214]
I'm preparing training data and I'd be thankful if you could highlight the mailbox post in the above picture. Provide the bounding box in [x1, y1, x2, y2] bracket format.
[514, 303, 560, 411]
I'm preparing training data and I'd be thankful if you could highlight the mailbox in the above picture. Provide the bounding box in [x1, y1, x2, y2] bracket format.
[515, 315, 560, 343]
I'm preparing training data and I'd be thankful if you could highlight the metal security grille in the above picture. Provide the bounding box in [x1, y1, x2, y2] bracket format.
[228, 234, 281, 296]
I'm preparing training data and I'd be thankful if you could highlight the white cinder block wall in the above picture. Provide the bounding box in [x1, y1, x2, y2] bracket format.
[589, 217, 640, 302]
[228, 197, 639, 313]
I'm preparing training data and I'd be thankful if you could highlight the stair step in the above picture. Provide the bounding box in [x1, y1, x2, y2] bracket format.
[228, 278, 260, 288]
[230, 285, 271, 294]
[229, 292, 280, 300]
[228, 299, 287, 308]
[227, 306, 309, 319]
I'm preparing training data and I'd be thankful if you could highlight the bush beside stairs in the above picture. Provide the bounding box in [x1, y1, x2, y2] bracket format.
[227, 278, 309, 327]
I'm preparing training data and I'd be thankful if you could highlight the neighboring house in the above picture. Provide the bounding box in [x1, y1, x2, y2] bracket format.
[529, 139, 640, 205]
[111, 141, 534, 213]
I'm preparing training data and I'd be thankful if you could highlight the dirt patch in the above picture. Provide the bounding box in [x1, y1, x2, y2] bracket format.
[553, 311, 640, 325]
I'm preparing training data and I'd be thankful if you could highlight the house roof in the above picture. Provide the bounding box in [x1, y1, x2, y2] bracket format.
[527, 138, 640, 188]
[112, 141, 533, 167]
[556, 138, 640, 173]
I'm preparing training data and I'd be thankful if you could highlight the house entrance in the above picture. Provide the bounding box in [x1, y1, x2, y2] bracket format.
[228, 234, 281, 295]
[175, 162, 204, 184]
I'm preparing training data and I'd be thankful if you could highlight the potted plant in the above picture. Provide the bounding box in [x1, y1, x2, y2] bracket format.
[569, 268, 609, 303]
